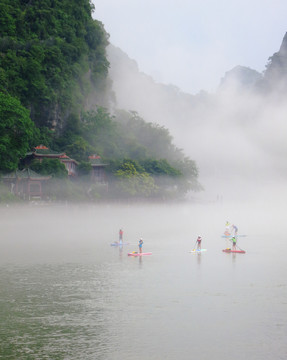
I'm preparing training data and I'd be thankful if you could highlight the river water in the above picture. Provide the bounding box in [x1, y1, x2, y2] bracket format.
[0, 200, 286, 360]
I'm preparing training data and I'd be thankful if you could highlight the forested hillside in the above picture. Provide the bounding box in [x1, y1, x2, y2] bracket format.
[0, 0, 201, 201]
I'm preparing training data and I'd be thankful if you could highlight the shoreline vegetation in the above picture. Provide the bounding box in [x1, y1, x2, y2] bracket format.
[0, 178, 205, 205]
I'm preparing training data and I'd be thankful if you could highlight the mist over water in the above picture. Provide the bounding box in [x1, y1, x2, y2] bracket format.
[1, 201, 286, 359]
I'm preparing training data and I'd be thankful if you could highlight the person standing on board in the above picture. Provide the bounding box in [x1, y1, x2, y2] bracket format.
[231, 236, 237, 250]
[119, 229, 123, 244]
[196, 236, 202, 250]
[225, 221, 231, 236]
[138, 238, 143, 253]
[232, 224, 238, 236]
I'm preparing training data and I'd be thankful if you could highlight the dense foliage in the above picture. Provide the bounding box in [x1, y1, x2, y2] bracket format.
[29, 158, 68, 178]
[0, 0, 201, 201]
[0, 0, 110, 128]
[0, 92, 38, 172]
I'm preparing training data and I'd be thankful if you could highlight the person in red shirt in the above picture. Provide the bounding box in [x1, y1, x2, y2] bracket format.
[119, 229, 123, 244]
[196, 236, 202, 250]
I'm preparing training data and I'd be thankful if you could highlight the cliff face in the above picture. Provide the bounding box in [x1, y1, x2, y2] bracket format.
[278, 32, 287, 56]
[263, 32, 287, 92]
[0, 0, 111, 132]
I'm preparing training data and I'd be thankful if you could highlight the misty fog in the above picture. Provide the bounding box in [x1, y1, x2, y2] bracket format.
[107, 44, 287, 203]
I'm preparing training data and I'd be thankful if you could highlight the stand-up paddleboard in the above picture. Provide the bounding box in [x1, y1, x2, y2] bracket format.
[128, 252, 152, 256]
[222, 248, 246, 254]
[189, 249, 207, 253]
[221, 234, 247, 238]
[110, 242, 129, 246]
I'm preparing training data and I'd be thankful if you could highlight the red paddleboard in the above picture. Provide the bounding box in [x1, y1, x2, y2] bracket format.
[128, 252, 152, 256]
[222, 248, 246, 254]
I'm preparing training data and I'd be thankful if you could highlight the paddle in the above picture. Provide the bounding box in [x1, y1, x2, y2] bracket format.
[235, 244, 245, 251]
[192, 240, 198, 251]
[229, 238, 244, 252]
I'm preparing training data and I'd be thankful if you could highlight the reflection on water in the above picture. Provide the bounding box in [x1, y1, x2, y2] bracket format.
[0, 202, 287, 360]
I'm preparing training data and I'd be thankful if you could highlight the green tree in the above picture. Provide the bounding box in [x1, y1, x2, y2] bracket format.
[176, 157, 203, 193]
[65, 136, 93, 162]
[114, 160, 157, 198]
[29, 158, 68, 178]
[82, 107, 121, 157]
[141, 159, 181, 176]
[0, 92, 38, 172]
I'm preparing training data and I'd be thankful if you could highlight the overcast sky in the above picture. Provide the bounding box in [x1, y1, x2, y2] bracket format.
[92, 0, 287, 94]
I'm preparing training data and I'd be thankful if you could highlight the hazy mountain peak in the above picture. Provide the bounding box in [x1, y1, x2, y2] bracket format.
[219, 65, 262, 91]
[263, 31, 287, 92]
[278, 31, 287, 56]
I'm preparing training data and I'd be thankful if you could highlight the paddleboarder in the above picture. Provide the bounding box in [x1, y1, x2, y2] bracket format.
[225, 221, 231, 236]
[232, 224, 238, 236]
[119, 229, 123, 244]
[138, 238, 143, 253]
[196, 236, 202, 250]
[231, 236, 237, 250]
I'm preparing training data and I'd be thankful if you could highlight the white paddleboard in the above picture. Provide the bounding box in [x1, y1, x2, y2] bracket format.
[189, 249, 207, 253]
